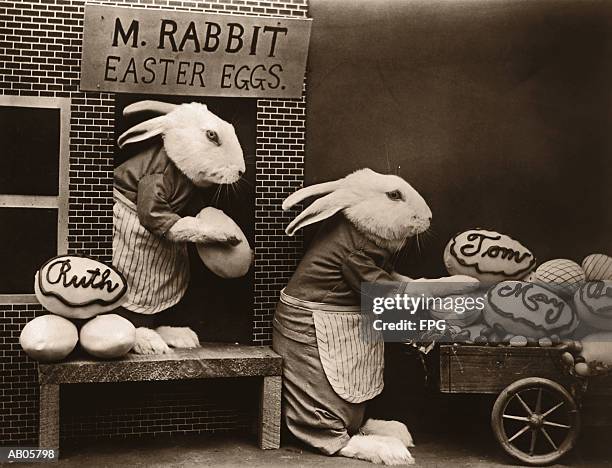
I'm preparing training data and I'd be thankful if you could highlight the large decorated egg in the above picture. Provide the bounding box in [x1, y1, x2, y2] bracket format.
[196, 207, 253, 278]
[573, 281, 612, 331]
[582, 254, 612, 281]
[19, 315, 78, 362]
[444, 229, 535, 284]
[485, 281, 578, 338]
[79, 314, 136, 359]
[35, 255, 128, 319]
[535, 259, 585, 296]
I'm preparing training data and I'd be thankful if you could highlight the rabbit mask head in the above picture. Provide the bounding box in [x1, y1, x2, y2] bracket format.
[117, 100, 245, 187]
[283, 168, 432, 246]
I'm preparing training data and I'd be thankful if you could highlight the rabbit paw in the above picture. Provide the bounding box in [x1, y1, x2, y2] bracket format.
[204, 228, 241, 245]
[156, 326, 200, 348]
[166, 217, 207, 243]
[338, 435, 415, 465]
[446, 275, 480, 293]
[444, 274, 479, 284]
[360, 419, 414, 448]
[132, 327, 171, 355]
[167, 217, 240, 244]
[434, 275, 480, 295]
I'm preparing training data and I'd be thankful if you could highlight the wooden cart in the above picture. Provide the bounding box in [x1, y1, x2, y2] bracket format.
[438, 344, 606, 466]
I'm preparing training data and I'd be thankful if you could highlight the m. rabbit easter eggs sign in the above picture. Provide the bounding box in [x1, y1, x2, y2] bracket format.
[80, 5, 311, 98]
[35, 255, 128, 320]
[444, 229, 536, 283]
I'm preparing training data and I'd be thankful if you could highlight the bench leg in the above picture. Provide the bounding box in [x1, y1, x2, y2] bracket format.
[258, 375, 281, 449]
[39, 384, 60, 454]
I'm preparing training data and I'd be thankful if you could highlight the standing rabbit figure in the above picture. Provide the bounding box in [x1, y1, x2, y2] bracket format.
[274, 168, 476, 465]
[113, 100, 250, 355]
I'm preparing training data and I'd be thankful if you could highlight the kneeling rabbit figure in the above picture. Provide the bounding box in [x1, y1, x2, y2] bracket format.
[274, 168, 476, 465]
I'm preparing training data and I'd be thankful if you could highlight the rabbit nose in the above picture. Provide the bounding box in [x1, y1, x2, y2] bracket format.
[238, 170, 244, 177]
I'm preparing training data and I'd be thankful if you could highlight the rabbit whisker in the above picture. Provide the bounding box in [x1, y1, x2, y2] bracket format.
[212, 184, 222, 206]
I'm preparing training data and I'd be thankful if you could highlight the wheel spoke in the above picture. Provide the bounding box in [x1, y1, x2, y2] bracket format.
[515, 393, 534, 415]
[540, 427, 558, 450]
[535, 388, 543, 414]
[542, 401, 564, 418]
[503, 414, 530, 422]
[508, 425, 530, 443]
[529, 429, 538, 455]
[543, 420, 571, 430]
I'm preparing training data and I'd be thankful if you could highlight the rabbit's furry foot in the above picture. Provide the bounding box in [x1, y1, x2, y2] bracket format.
[338, 435, 415, 465]
[167, 216, 239, 244]
[132, 327, 171, 355]
[360, 419, 414, 448]
[156, 326, 200, 348]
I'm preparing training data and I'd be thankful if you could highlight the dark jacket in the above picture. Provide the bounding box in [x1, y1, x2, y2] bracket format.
[114, 145, 195, 237]
[284, 213, 396, 306]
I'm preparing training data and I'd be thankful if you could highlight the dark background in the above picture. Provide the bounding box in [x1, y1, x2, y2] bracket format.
[0, 106, 61, 293]
[115, 95, 256, 343]
[305, 0, 612, 278]
[0, 106, 60, 196]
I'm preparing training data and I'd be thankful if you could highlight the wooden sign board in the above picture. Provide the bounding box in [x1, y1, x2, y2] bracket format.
[80, 5, 311, 98]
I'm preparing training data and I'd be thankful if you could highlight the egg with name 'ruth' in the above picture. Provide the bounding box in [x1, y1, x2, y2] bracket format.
[582, 254, 612, 281]
[444, 229, 536, 284]
[535, 259, 585, 296]
[35, 255, 128, 320]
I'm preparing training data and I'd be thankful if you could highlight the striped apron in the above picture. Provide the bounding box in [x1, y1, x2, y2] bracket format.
[278, 290, 384, 404]
[112, 189, 189, 314]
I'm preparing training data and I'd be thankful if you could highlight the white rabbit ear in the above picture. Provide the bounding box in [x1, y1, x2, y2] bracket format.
[117, 115, 167, 148]
[286, 190, 355, 236]
[282, 179, 343, 211]
[123, 100, 178, 116]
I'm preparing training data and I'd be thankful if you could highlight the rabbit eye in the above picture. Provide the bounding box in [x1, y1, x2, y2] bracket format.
[386, 190, 403, 201]
[205, 130, 220, 146]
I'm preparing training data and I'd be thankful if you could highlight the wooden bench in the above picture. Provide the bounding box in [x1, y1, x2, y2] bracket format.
[37, 344, 282, 456]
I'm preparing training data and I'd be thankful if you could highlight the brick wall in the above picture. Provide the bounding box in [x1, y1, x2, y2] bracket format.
[1, 0, 307, 445]
[253, 96, 306, 344]
[0, 304, 45, 446]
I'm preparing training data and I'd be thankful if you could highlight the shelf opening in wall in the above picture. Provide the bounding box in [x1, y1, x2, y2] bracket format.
[113, 94, 256, 344]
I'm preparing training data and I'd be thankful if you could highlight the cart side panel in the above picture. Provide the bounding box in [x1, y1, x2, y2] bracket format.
[582, 373, 612, 427]
[439, 345, 573, 394]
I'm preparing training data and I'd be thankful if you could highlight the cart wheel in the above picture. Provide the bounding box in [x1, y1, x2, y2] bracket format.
[491, 377, 580, 466]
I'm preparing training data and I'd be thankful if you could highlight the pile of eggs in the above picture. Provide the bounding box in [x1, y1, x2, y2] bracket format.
[434, 229, 612, 375]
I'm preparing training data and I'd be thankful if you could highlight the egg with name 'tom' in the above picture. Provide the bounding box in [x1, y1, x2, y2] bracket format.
[444, 229, 536, 284]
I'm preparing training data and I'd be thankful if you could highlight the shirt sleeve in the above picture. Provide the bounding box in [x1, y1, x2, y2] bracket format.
[341, 248, 397, 295]
[136, 173, 181, 237]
